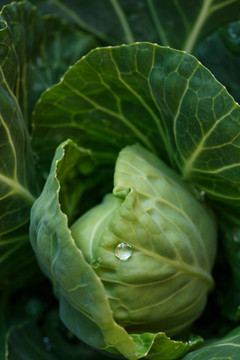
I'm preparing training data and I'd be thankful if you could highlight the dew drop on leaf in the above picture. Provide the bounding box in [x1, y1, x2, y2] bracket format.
[220, 22, 240, 54]
[115, 242, 132, 261]
[233, 232, 240, 244]
[42, 336, 52, 351]
[228, 25, 239, 39]
[188, 185, 206, 201]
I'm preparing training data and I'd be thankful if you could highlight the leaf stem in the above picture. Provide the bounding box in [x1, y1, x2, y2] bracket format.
[51, 0, 115, 43]
[183, 0, 213, 53]
[110, 0, 135, 43]
[147, 0, 168, 46]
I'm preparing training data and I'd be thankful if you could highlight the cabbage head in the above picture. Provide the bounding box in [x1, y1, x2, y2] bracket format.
[30, 142, 217, 359]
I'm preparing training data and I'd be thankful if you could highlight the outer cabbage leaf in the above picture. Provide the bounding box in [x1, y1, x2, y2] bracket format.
[182, 325, 240, 360]
[0, 0, 98, 286]
[0, 0, 98, 128]
[29, 140, 204, 359]
[0, 4, 37, 235]
[29, 139, 138, 359]
[72, 144, 216, 336]
[31, 0, 240, 53]
[32, 42, 240, 206]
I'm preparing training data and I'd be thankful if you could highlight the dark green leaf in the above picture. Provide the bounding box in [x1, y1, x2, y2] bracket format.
[0, 4, 37, 234]
[1, 1, 98, 128]
[0, 1, 98, 286]
[33, 0, 240, 53]
[213, 206, 240, 321]
[32, 42, 240, 206]
[182, 326, 240, 360]
[5, 319, 109, 360]
[5, 322, 58, 360]
[0, 227, 41, 289]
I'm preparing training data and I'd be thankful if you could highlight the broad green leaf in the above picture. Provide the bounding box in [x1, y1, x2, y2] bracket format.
[32, 0, 240, 53]
[182, 326, 240, 360]
[32, 42, 240, 206]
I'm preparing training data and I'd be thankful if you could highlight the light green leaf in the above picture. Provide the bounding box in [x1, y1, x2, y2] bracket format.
[30, 139, 206, 359]
[32, 42, 240, 206]
[34, 0, 240, 53]
[131, 332, 202, 360]
[29, 139, 138, 359]
[182, 326, 240, 360]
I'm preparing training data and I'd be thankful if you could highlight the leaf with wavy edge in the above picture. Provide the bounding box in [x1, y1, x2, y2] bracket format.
[30, 139, 202, 359]
[33, 42, 240, 205]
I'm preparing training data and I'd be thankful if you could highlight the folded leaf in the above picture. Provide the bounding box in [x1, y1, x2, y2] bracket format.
[30, 140, 205, 359]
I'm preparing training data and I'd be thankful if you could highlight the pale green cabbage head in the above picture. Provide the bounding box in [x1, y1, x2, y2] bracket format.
[71, 144, 217, 336]
[30, 142, 217, 359]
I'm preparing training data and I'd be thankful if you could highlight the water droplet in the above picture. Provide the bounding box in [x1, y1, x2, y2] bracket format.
[115, 242, 132, 261]
[229, 26, 239, 39]
[101, 118, 111, 126]
[129, 13, 137, 21]
[220, 22, 240, 54]
[233, 232, 240, 244]
[188, 185, 206, 201]
[42, 337, 52, 351]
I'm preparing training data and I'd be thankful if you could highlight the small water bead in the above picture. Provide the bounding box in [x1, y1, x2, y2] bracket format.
[228, 25, 240, 39]
[42, 337, 52, 352]
[189, 185, 206, 202]
[233, 232, 240, 244]
[220, 22, 240, 54]
[115, 242, 132, 261]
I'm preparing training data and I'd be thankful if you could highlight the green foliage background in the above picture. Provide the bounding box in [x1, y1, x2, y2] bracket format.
[1, 1, 240, 359]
